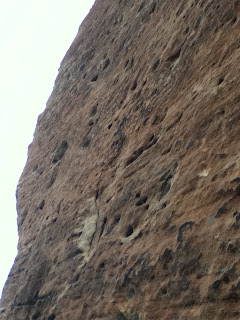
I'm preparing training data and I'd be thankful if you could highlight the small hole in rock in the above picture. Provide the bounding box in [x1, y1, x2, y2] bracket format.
[149, 135, 155, 141]
[218, 77, 224, 85]
[32, 312, 41, 319]
[108, 123, 112, 129]
[115, 216, 120, 223]
[103, 58, 110, 70]
[232, 16, 237, 24]
[162, 287, 167, 295]
[91, 74, 99, 82]
[46, 216, 49, 220]
[136, 196, 148, 206]
[162, 202, 167, 208]
[136, 193, 141, 198]
[52, 140, 68, 163]
[125, 225, 134, 237]
[152, 58, 160, 71]
[39, 200, 45, 210]
[33, 164, 38, 172]
[143, 118, 149, 126]
[195, 16, 202, 28]
[80, 64, 85, 71]
[131, 79, 137, 91]
[95, 190, 99, 200]
[82, 134, 91, 148]
[145, 204, 149, 210]
[90, 104, 98, 117]
[222, 276, 230, 284]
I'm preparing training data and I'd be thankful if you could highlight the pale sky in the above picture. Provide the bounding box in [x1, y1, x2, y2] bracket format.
[0, 0, 95, 298]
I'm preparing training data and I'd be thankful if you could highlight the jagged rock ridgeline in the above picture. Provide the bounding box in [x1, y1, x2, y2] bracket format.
[1, 0, 240, 319]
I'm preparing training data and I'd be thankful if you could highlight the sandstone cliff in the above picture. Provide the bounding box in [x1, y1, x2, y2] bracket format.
[1, 0, 240, 319]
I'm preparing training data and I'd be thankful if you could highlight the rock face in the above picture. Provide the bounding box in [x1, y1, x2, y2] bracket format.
[1, 0, 240, 319]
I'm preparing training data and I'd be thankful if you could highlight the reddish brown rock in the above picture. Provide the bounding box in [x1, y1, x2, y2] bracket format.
[1, 0, 240, 319]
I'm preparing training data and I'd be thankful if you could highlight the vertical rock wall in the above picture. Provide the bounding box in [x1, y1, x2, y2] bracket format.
[1, 0, 240, 319]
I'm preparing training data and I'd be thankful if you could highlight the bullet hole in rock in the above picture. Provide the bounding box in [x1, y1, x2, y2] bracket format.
[52, 140, 68, 163]
[91, 74, 99, 82]
[136, 196, 148, 206]
[125, 225, 134, 237]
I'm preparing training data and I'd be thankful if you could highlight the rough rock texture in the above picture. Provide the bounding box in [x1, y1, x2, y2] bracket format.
[1, 0, 240, 319]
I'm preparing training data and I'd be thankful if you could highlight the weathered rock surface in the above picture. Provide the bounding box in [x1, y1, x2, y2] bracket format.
[1, 0, 240, 319]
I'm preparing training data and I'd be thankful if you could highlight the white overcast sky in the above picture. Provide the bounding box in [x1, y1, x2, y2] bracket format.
[0, 0, 95, 298]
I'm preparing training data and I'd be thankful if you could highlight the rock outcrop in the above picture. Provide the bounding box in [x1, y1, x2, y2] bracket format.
[1, 0, 240, 319]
